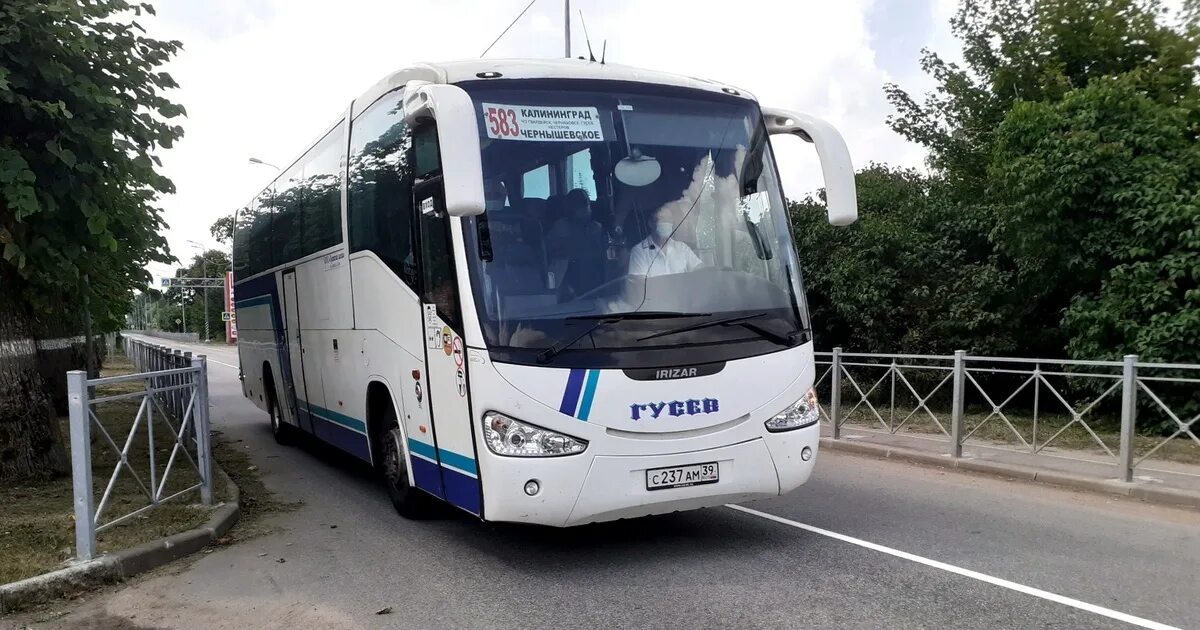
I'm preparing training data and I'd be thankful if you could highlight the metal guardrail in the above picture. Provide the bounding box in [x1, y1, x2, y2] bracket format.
[815, 348, 1200, 482]
[68, 337, 212, 561]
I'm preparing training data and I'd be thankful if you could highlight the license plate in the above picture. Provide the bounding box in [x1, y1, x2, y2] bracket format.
[646, 462, 719, 491]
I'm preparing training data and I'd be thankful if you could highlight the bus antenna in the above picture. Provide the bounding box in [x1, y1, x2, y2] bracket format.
[601, 40, 607, 64]
[481, 0, 540, 58]
[579, 9, 596, 62]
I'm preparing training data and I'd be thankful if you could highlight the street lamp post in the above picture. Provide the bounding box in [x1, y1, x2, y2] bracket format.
[248, 157, 281, 171]
[187, 240, 210, 342]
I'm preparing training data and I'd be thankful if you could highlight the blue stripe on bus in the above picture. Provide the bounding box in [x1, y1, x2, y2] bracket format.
[409, 454, 446, 499]
[234, 294, 273, 309]
[559, 368, 586, 415]
[407, 438, 438, 461]
[442, 467, 481, 515]
[438, 448, 478, 476]
[303, 401, 367, 433]
[312, 416, 371, 461]
[577, 370, 601, 421]
[409, 439, 477, 476]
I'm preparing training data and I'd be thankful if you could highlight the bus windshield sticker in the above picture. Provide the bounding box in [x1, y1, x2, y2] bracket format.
[427, 327, 443, 350]
[423, 304, 438, 327]
[482, 103, 604, 142]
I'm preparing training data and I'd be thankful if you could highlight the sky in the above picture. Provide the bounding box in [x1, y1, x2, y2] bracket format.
[141, 0, 964, 282]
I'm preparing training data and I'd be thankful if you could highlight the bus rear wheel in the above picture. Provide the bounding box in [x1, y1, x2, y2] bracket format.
[266, 381, 292, 446]
[381, 421, 432, 519]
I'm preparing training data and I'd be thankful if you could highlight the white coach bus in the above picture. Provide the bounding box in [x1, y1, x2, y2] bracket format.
[233, 58, 857, 526]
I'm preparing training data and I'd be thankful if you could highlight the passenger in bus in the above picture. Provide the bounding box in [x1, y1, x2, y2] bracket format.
[545, 189, 605, 295]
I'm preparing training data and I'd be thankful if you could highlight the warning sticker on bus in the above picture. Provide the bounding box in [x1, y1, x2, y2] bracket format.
[482, 103, 603, 142]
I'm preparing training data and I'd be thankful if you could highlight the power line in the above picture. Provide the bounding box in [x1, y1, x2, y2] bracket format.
[480, 0, 540, 58]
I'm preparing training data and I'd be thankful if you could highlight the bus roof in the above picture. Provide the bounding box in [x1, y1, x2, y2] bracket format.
[352, 58, 756, 117]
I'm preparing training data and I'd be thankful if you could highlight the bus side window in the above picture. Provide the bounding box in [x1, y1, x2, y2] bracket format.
[420, 212, 461, 328]
[413, 122, 461, 328]
[348, 89, 417, 288]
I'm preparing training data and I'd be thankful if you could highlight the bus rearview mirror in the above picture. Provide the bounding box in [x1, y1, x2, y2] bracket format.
[403, 81, 486, 217]
[761, 107, 858, 227]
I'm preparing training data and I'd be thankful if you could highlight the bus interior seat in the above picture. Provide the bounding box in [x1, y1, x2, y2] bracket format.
[485, 211, 557, 314]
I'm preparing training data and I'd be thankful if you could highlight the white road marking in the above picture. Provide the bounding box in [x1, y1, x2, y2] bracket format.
[124, 335, 239, 369]
[726, 504, 1180, 630]
[202, 357, 239, 369]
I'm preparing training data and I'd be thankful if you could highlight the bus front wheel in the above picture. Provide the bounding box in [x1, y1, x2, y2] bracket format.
[381, 421, 433, 519]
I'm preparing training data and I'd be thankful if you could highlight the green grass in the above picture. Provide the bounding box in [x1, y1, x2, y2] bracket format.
[0, 352, 223, 585]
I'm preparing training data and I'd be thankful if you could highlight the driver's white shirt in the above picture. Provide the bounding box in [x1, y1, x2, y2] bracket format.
[628, 236, 703, 277]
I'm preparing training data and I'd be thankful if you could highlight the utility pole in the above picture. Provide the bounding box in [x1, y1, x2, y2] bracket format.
[564, 0, 571, 57]
[180, 277, 186, 333]
[203, 255, 209, 341]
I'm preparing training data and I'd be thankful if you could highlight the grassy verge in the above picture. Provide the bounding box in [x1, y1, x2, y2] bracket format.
[834, 405, 1200, 465]
[0, 351, 223, 585]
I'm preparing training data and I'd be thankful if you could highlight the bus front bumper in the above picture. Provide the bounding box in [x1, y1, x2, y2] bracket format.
[479, 423, 819, 526]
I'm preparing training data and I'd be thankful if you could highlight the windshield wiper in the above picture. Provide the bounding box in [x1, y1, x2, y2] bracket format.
[637, 312, 807, 346]
[566, 311, 707, 321]
[536, 311, 705, 364]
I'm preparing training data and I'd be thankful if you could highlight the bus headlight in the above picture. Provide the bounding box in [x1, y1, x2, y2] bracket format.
[765, 389, 819, 432]
[482, 411, 588, 457]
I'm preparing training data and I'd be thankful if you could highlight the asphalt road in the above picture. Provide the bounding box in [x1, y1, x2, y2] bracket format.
[23, 335, 1200, 629]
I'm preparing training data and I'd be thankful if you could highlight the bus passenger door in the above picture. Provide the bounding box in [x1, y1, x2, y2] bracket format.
[412, 126, 481, 515]
[281, 271, 313, 434]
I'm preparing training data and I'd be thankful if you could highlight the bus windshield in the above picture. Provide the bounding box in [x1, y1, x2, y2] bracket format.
[459, 79, 810, 368]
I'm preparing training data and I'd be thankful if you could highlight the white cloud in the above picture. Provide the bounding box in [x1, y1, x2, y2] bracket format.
[143, 0, 946, 280]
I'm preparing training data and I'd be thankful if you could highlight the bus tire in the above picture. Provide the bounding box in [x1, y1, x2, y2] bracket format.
[265, 371, 292, 446]
[380, 409, 432, 519]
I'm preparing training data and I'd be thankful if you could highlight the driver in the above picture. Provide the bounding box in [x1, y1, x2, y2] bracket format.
[627, 202, 702, 277]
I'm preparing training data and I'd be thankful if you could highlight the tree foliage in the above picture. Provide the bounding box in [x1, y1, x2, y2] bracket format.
[990, 74, 1200, 361]
[800, 0, 1200, 369]
[0, 0, 184, 328]
[210, 214, 234, 244]
[0, 0, 182, 479]
[792, 165, 1011, 355]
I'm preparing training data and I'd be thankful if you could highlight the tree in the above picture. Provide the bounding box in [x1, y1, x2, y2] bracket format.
[990, 75, 1200, 363]
[879, 0, 1200, 359]
[0, 1, 183, 479]
[210, 213, 234, 244]
[792, 165, 1012, 355]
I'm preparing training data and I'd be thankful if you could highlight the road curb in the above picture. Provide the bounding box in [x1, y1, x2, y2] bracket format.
[0, 466, 241, 614]
[820, 437, 1200, 510]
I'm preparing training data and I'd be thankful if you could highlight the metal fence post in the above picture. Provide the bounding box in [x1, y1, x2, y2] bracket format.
[182, 351, 194, 444]
[1118, 354, 1138, 482]
[950, 350, 965, 458]
[67, 370, 96, 561]
[830, 347, 843, 439]
[194, 355, 213, 505]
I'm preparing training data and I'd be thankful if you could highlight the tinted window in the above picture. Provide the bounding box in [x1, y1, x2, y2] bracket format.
[348, 90, 417, 286]
[247, 193, 273, 275]
[420, 211, 461, 328]
[272, 165, 304, 266]
[414, 124, 441, 178]
[235, 119, 344, 278]
[302, 128, 343, 254]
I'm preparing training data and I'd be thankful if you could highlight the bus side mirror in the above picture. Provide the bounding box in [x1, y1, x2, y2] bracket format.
[403, 81, 486, 217]
[761, 107, 858, 226]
